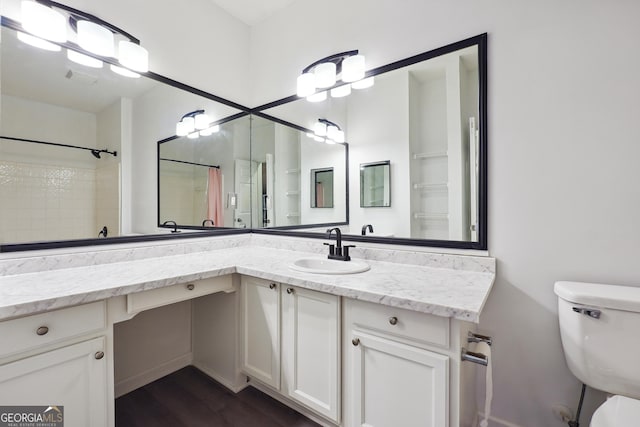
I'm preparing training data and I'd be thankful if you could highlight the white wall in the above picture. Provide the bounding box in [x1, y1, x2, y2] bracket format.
[250, 1, 640, 426]
[300, 139, 347, 225]
[348, 71, 411, 238]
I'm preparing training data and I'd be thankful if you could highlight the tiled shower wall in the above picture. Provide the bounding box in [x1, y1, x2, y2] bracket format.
[0, 160, 119, 243]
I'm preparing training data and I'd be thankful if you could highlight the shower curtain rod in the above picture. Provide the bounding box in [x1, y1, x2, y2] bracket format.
[1, 135, 117, 158]
[160, 158, 220, 169]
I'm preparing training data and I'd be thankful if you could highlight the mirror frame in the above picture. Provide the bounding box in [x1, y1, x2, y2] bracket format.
[360, 160, 391, 208]
[310, 167, 335, 208]
[1, 16, 486, 252]
[252, 33, 488, 250]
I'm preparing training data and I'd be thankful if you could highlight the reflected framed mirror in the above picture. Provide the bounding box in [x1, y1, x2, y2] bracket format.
[0, 15, 250, 251]
[360, 161, 390, 208]
[157, 113, 250, 230]
[249, 114, 348, 229]
[311, 168, 334, 208]
[255, 33, 487, 250]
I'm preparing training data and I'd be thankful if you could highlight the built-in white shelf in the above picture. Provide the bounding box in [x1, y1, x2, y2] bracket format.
[413, 212, 449, 220]
[413, 151, 447, 160]
[286, 190, 300, 196]
[285, 168, 300, 175]
[412, 182, 448, 191]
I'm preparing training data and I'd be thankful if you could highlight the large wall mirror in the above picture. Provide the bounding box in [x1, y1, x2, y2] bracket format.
[257, 34, 487, 249]
[0, 16, 247, 250]
[157, 114, 348, 230]
[1, 9, 485, 252]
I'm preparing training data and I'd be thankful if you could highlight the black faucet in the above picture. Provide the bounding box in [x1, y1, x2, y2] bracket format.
[98, 226, 108, 238]
[361, 224, 374, 236]
[202, 219, 215, 227]
[325, 227, 355, 261]
[162, 220, 179, 233]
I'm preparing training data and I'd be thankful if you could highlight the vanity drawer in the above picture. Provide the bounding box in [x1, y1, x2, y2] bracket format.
[0, 301, 106, 359]
[127, 275, 233, 314]
[346, 298, 450, 349]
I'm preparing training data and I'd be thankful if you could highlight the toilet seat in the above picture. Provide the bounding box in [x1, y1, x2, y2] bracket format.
[591, 395, 640, 426]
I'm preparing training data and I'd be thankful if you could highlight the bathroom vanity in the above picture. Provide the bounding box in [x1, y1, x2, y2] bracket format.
[0, 235, 494, 427]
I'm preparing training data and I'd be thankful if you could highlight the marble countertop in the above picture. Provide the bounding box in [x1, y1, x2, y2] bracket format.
[0, 246, 495, 323]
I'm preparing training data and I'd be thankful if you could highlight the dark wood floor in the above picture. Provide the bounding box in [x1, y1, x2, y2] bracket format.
[115, 366, 321, 427]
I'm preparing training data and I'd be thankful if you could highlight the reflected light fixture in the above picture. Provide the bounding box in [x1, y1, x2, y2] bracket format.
[18, 0, 149, 77]
[309, 119, 345, 144]
[17, 31, 61, 51]
[296, 50, 373, 102]
[176, 110, 219, 138]
[110, 64, 140, 78]
[67, 49, 102, 68]
[21, 0, 67, 43]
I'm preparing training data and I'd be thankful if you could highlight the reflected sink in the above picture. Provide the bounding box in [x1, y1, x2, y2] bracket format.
[290, 257, 370, 274]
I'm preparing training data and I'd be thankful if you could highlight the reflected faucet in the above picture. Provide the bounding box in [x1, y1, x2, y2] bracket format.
[162, 220, 179, 233]
[361, 224, 374, 236]
[98, 226, 108, 238]
[202, 219, 215, 227]
[325, 227, 354, 261]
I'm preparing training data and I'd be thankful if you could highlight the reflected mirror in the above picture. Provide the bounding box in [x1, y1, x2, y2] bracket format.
[158, 114, 250, 229]
[311, 168, 334, 208]
[159, 113, 348, 230]
[258, 34, 486, 248]
[360, 161, 390, 208]
[249, 115, 347, 228]
[0, 21, 244, 247]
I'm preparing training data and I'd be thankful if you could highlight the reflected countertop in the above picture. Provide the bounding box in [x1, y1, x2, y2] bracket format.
[0, 242, 495, 323]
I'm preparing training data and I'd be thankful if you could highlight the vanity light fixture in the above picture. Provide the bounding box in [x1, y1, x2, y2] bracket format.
[17, 31, 61, 51]
[18, 0, 149, 76]
[67, 49, 102, 68]
[176, 110, 219, 138]
[310, 119, 345, 144]
[296, 50, 373, 102]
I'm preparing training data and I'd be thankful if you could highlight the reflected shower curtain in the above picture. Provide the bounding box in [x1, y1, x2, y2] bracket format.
[207, 168, 223, 227]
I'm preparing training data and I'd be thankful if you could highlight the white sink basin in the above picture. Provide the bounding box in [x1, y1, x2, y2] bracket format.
[290, 257, 370, 274]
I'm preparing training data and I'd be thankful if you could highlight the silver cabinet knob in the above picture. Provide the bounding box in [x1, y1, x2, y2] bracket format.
[186, 284, 195, 291]
[352, 338, 360, 346]
[95, 351, 105, 360]
[36, 326, 49, 336]
[269, 283, 277, 290]
[286, 288, 294, 294]
[389, 316, 398, 326]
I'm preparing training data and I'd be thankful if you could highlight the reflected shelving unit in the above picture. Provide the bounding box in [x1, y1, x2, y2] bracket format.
[408, 46, 479, 241]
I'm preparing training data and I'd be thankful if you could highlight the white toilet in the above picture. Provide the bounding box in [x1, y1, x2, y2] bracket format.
[555, 281, 640, 426]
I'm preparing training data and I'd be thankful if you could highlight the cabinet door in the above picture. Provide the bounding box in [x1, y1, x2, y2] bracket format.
[349, 330, 449, 427]
[0, 337, 107, 427]
[282, 286, 340, 423]
[240, 277, 281, 389]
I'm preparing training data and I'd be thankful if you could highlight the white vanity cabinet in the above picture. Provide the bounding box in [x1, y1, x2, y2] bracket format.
[0, 302, 109, 427]
[343, 298, 477, 427]
[240, 277, 341, 423]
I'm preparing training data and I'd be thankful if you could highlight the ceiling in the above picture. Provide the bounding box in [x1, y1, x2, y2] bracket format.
[209, 0, 299, 26]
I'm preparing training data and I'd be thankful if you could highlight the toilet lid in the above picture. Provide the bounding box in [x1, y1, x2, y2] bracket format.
[591, 395, 640, 427]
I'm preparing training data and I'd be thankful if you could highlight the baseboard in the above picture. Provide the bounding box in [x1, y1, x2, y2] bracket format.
[191, 361, 247, 393]
[114, 353, 192, 398]
[474, 412, 526, 427]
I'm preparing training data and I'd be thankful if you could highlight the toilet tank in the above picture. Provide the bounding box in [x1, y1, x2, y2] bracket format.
[555, 281, 640, 399]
